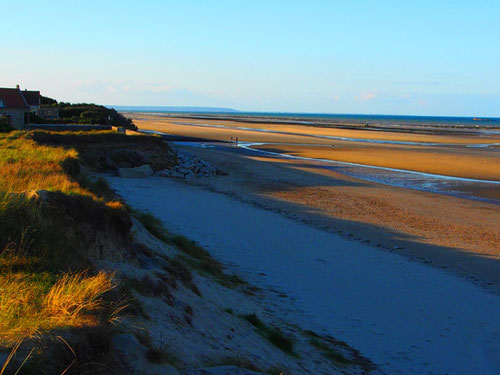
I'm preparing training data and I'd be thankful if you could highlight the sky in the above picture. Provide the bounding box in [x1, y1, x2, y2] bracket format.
[1, 0, 499, 116]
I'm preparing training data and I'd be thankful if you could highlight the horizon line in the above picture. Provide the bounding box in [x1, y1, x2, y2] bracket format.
[109, 105, 500, 120]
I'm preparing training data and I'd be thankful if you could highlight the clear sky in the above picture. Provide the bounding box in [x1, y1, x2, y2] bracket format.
[2, 0, 499, 116]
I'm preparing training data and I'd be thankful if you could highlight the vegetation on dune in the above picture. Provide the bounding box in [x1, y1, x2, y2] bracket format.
[0, 129, 176, 372]
[0, 271, 115, 343]
[131, 209, 244, 286]
[304, 330, 376, 372]
[28, 95, 137, 129]
[31, 130, 176, 172]
[0, 131, 85, 194]
[241, 313, 295, 355]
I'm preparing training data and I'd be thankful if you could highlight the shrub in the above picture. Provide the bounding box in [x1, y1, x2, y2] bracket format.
[0, 116, 13, 132]
[80, 110, 104, 124]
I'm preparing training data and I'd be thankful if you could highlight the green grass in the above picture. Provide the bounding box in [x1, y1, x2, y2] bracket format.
[171, 235, 210, 259]
[132, 210, 170, 243]
[132, 213, 246, 289]
[171, 235, 246, 287]
[241, 313, 295, 355]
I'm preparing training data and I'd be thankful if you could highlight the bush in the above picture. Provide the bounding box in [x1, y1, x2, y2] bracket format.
[80, 110, 104, 124]
[25, 112, 47, 124]
[0, 116, 13, 132]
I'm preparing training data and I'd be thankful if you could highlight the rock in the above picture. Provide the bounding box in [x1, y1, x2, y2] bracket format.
[119, 165, 153, 178]
[170, 171, 185, 179]
[185, 170, 196, 179]
[155, 169, 171, 177]
[186, 366, 267, 375]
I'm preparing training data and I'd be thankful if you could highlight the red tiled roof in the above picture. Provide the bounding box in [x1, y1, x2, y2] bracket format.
[21, 90, 40, 107]
[0, 88, 29, 109]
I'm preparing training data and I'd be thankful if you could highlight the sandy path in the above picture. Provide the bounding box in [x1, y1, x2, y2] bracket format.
[108, 176, 500, 375]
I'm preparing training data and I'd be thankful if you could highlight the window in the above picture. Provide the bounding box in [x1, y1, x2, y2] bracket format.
[0, 99, 4, 108]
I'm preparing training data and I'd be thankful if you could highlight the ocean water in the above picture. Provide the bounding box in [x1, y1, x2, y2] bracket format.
[213, 112, 500, 128]
[121, 108, 500, 129]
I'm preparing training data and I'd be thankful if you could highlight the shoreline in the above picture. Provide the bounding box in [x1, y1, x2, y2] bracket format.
[168, 143, 500, 293]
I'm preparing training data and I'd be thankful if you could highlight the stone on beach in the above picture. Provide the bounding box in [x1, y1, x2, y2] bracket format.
[118, 164, 154, 178]
[155, 150, 220, 179]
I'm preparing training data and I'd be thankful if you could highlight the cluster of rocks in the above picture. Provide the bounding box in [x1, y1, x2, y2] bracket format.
[118, 164, 154, 178]
[118, 151, 223, 179]
[154, 151, 222, 179]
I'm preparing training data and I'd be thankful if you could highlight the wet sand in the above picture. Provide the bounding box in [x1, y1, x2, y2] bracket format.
[129, 115, 500, 183]
[252, 143, 500, 183]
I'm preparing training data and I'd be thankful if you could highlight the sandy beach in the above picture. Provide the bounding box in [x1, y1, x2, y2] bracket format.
[128, 114, 500, 183]
[112, 112, 500, 372]
[107, 175, 500, 375]
[126, 114, 500, 264]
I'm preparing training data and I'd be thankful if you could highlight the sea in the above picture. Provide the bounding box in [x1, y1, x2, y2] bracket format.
[113, 107, 500, 130]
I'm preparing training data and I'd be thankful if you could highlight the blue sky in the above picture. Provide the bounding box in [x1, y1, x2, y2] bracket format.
[1, 0, 499, 116]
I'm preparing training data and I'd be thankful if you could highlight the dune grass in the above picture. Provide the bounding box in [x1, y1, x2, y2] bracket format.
[0, 271, 115, 344]
[0, 131, 87, 195]
[241, 313, 295, 355]
[132, 210, 170, 243]
[132, 209, 246, 288]
[0, 130, 132, 361]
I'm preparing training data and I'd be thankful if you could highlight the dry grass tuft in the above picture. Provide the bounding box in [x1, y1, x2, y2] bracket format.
[0, 271, 115, 345]
[44, 271, 115, 324]
[0, 132, 87, 195]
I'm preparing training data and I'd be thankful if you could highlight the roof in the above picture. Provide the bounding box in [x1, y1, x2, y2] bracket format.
[21, 90, 40, 107]
[0, 88, 29, 109]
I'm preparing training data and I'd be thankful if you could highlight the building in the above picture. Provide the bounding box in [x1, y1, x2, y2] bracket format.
[0, 86, 59, 129]
[0, 86, 30, 129]
[22, 89, 41, 111]
[22, 88, 60, 119]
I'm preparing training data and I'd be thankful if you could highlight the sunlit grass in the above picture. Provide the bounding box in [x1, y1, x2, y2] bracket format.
[0, 265, 116, 346]
[0, 131, 87, 195]
[0, 130, 128, 352]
